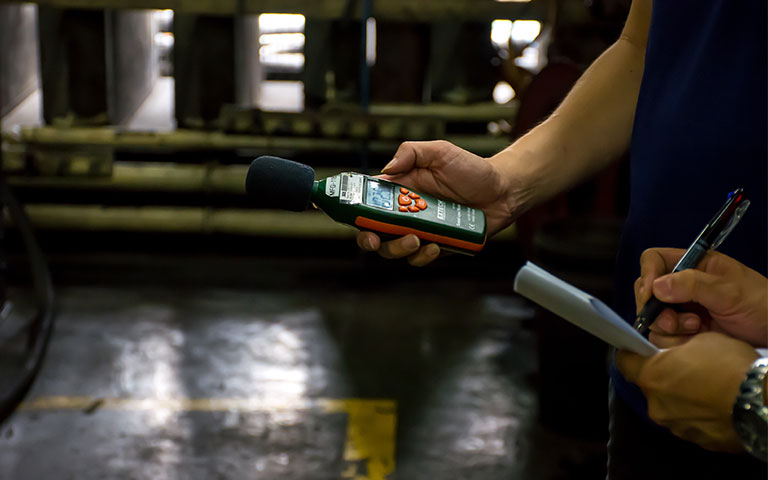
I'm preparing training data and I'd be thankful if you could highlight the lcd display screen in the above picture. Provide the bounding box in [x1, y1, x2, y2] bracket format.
[364, 180, 394, 210]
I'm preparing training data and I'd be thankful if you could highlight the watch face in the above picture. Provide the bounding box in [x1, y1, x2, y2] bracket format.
[735, 359, 768, 459]
[734, 403, 768, 457]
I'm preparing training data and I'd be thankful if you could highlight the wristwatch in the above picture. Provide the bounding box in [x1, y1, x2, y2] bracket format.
[732, 357, 768, 461]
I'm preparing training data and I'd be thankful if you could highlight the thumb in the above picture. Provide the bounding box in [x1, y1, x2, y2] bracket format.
[652, 270, 732, 313]
[381, 140, 451, 175]
[615, 350, 646, 383]
[381, 142, 419, 175]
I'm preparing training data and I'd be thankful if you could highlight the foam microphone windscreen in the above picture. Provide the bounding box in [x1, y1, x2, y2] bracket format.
[245, 156, 316, 211]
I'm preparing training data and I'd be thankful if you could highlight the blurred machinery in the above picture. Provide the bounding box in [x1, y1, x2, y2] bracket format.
[0, 0, 564, 245]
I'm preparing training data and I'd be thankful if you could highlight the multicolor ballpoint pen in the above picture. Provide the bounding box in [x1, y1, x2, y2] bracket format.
[633, 188, 751, 335]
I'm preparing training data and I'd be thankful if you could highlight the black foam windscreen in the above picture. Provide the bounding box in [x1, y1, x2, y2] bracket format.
[245, 156, 316, 211]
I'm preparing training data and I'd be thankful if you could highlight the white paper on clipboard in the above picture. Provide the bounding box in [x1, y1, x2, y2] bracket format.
[513, 261, 659, 357]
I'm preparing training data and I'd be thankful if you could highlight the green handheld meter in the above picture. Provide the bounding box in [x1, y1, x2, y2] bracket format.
[245, 156, 487, 255]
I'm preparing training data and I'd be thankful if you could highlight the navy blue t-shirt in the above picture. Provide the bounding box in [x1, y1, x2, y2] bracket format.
[611, 1, 768, 417]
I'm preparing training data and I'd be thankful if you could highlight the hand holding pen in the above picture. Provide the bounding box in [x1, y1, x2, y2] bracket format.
[634, 248, 768, 348]
[633, 189, 751, 337]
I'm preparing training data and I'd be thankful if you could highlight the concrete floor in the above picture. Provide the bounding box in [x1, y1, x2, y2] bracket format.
[0, 251, 607, 480]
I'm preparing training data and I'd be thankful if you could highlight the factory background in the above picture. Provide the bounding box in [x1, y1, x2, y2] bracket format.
[1, 1, 632, 478]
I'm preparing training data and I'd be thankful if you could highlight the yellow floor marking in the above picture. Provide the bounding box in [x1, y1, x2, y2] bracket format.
[321, 399, 397, 480]
[20, 396, 397, 480]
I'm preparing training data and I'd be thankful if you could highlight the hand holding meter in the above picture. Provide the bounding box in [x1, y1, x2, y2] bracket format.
[245, 156, 487, 254]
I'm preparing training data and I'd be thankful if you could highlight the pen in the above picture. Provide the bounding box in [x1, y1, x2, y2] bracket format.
[633, 188, 751, 335]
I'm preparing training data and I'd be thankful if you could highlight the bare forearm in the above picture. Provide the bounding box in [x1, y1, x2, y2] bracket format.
[491, 0, 652, 217]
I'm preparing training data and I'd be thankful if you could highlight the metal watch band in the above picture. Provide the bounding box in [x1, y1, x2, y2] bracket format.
[732, 357, 768, 461]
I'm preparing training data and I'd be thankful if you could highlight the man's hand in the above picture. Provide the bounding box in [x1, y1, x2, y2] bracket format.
[356, 141, 515, 266]
[635, 248, 768, 348]
[616, 332, 759, 453]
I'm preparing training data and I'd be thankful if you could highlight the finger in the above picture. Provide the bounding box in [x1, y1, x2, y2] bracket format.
[635, 276, 659, 314]
[677, 312, 703, 333]
[615, 350, 646, 382]
[649, 331, 694, 348]
[377, 234, 421, 259]
[634, 277, 646, 313]
[653, 309, 701, 334]
[648, 309, 679, 334]
[652, 269, 737, 314]
[639, 248, 686, 297]
[357, 231, 381, 251]
[649, 311, 702, 335]
[407, 243, 442, 267]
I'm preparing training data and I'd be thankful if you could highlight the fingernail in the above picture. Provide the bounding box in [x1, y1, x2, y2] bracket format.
[404, 235, 420, 250]
[364, 237, 375, 250]
[659, 316, 674, 331]
[381, 157, 397, 173]
[654, 276, 672, 295]
[683, 317, 698, 331]
[426, 244, 440, 257]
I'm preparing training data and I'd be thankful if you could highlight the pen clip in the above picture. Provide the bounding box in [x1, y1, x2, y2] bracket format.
[711, 198, 750, 250]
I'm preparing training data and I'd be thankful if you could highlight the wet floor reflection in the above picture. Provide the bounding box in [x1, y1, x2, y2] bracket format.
[0, 283, 557, 479]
